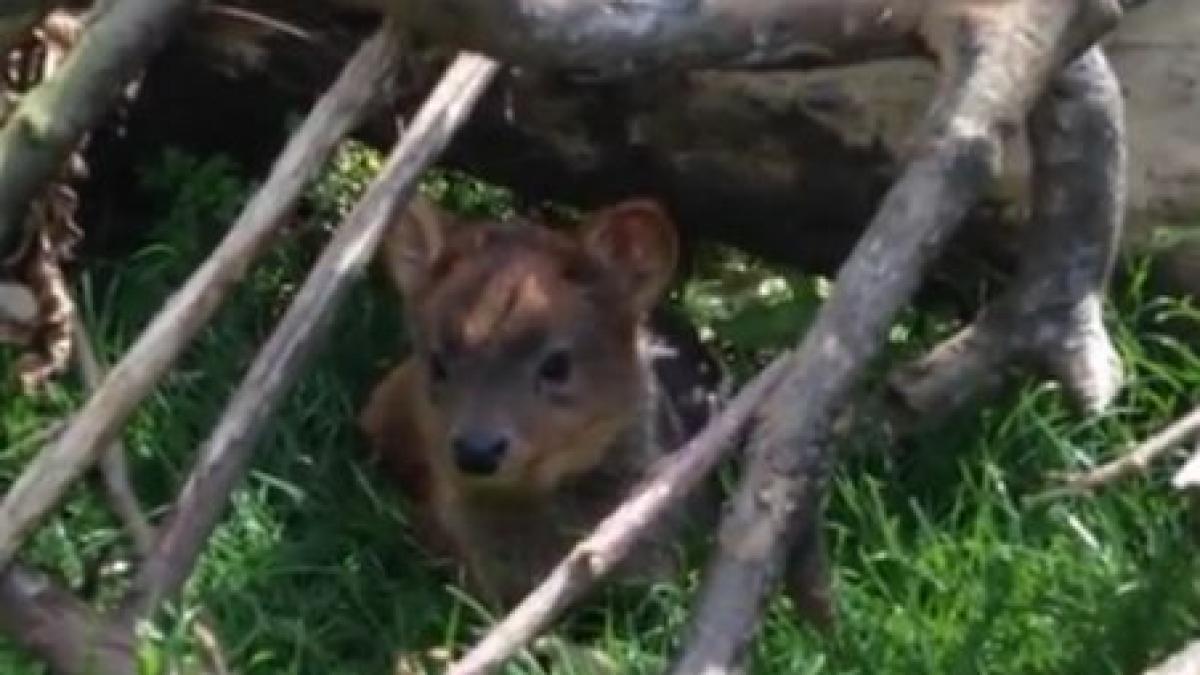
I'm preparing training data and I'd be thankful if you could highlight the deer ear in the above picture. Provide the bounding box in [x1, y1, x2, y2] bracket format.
[579, 199, 679, 312]
[379, 194, 458, 301]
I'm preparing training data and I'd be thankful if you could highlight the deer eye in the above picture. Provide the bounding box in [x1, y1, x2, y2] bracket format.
[536, 349, 572, 388]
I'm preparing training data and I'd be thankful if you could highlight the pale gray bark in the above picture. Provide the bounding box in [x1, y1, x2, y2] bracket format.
[670, 1, 1124, 670]
[0, 0, 198, 251]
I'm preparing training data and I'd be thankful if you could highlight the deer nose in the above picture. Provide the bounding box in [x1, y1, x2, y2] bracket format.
[451, 431, 510, 475]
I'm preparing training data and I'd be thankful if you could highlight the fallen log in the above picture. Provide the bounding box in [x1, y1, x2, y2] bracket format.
[90, 0, 1200, 300]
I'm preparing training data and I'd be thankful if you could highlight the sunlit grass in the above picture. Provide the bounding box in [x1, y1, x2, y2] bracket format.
[1, 146, 1198, 673]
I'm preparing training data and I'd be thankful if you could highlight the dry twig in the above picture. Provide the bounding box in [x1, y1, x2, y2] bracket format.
[2, 9, 87, 392]
[0, 25, 408, 572]
[1043, 403, 1200, 495]
[11, 184, 82, 392]
[71, 309, 156, 557]
[0, 0, 196, 251]
[119, 50, 499, 622]
[191, 610, 233, 675]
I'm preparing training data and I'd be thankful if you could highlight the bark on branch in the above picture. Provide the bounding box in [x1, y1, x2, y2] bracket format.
[888, 46, 1126, 418]
[391, 0, 1125, 78]
[0, 0, 200, 253]
[71, 308, 155, 557]
[0, 25, 406, 573]
[670, 1, 1123, 671]
[0, 562, 134, 675]
[118, 51, 499, 622]
[1044, 403, 1200, 495]
[396, 0, 920, 74]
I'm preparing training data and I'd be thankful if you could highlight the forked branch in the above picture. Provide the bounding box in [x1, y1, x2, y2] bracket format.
[670, 2, 1123, 671]
[889, 46, 1126, 420]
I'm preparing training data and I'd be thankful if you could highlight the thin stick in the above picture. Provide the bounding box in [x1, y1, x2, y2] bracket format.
[446, 354, 792, 675]
[71, 308, 155, 557]
[192, 610, 232, 675]
[119, 52, 500, 621]
[1045, 403, 1200, 494]
[0, 0, 196, 251]
[0, 26, 406, 572]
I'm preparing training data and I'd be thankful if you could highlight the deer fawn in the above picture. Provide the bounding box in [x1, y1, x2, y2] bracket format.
[359, 196, 720, 608]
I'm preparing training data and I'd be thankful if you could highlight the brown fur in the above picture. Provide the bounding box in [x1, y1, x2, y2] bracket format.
[359, 196, 707, 607]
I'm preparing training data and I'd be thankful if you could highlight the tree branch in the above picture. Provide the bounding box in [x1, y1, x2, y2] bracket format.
[888, 46, 1126, 419]
[0, 25, 406, 573]
[398, 0, 922, 74]
[1043, 403, 1200, 495]
[669, 2, 1123, 671]
[71, 308, 155, 558]
[0, 0, 199, 252]
[118, 51, 499, 622]
[0, 562, 134, 675]
[396, 0, 1129, 77]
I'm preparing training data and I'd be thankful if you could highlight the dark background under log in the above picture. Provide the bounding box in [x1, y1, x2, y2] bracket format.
[72, 0, 1200, 305]
[74, 3, 1011, 310]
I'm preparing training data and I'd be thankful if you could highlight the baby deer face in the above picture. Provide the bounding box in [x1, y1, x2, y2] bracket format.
[383, 198, 679, 493]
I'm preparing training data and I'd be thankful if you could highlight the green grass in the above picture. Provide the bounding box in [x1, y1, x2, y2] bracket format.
[1, 145, 1199, 674]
